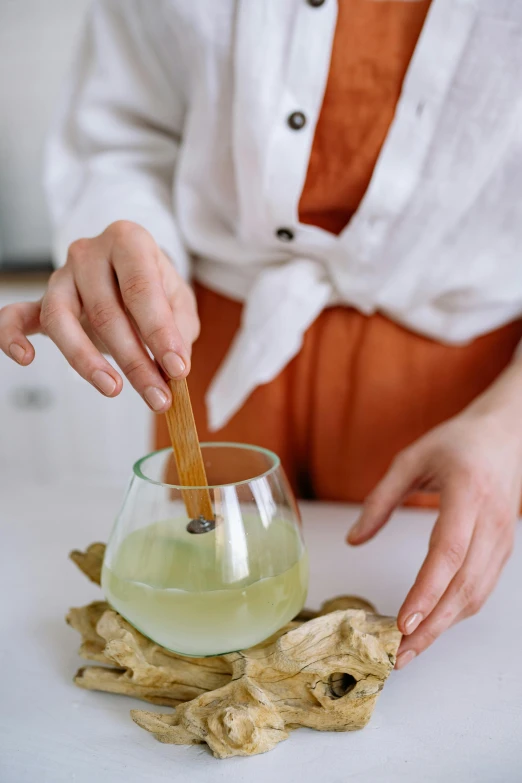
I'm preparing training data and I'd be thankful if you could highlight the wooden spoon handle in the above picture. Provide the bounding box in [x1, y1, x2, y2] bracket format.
[164, 379, 214, 522]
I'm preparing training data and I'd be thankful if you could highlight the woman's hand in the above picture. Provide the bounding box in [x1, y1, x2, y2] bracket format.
[347, 362, 522, 669]
[0, 221, 199, 412]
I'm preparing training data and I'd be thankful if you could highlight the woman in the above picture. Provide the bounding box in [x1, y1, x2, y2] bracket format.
[1, 0, 522, 669]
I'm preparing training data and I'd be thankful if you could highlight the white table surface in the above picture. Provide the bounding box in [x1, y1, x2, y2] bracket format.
[1, 482, 521, 783]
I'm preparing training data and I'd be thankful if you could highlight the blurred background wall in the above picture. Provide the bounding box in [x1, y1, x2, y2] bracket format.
[0, 0, 90, 264]
[0, 0, 150, 488]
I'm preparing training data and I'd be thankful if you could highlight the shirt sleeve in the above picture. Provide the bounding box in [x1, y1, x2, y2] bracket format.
[44, 0, 190, 278]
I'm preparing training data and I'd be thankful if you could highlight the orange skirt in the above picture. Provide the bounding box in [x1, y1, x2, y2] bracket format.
[155, 284, 522, 506]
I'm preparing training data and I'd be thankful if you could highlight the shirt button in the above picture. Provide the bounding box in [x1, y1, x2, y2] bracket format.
[307, 0, 326, 7]
[287, 111, 307, 131]
[276, 227, 295, 242]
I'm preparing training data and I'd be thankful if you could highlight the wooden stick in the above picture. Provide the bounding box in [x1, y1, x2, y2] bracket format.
[164, 379, 214, 522]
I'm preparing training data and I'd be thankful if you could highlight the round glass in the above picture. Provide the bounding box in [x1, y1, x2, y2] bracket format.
[102, 443, 308, 657]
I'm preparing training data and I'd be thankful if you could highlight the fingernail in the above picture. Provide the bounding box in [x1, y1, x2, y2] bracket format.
[404, 612, 423, 635]
[395, 650, 416, 670]
[92, 370, 117, 396]
[9, 343, 25, 364]
[162, 352, 186, 379]
[347, 521, 363, 543]
[144, 386, 168, 412]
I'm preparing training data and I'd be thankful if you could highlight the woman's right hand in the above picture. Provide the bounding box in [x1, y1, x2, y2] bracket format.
[0, 221, 200, 412]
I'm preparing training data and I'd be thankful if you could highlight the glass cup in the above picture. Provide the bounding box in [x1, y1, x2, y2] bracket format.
[101, 443, 308, 657]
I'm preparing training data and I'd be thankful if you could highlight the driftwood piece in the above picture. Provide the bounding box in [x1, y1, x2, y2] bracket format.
[67, 607, 232, 707]
[69, 542, 105, 584]
[68, 543, 401, 758]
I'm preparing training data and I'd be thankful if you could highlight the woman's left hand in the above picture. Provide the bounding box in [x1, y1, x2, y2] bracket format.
[347, 363, 522, 669]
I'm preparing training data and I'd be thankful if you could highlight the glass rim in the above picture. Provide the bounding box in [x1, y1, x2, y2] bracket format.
[133, 442, 281, 490]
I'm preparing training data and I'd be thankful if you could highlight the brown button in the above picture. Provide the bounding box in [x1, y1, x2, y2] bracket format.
[276, 228, 295, 242]
[307, 0, 326, 7]
[288, 111, 306, 131]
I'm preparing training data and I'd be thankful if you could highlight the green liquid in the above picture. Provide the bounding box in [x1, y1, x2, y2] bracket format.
[101, 517, 308, 657]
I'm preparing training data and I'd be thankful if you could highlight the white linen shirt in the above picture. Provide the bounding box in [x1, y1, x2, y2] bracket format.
[45, 0, 522, 430]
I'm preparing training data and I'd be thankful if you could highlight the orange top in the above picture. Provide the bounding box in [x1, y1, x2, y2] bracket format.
[299, 0, 432, 235]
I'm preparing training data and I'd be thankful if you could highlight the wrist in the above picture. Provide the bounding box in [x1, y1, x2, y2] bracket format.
[464, 356, 522, 439]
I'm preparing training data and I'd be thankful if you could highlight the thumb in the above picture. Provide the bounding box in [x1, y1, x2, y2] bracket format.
[0, 300, 42, 366]
[347, 448, 423, 545]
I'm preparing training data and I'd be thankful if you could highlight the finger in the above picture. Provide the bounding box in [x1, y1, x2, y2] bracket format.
[396, 516, 506, 667]
[397, 481, 477, 635]
[168, 283, 200, 354]
[74, 255, 171, 412]
[111, 227, 189, 378]
[347, 449, 422, 545]
[161, 257, 200, 352]
[40, 273, 123, 397]
[0, 300, 41, 365]
[452, 535, 513, 627]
